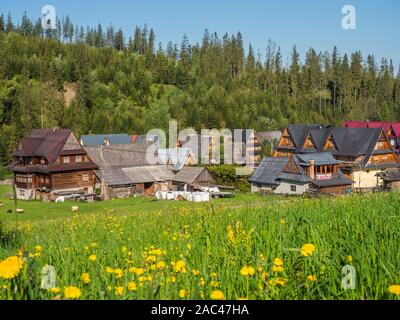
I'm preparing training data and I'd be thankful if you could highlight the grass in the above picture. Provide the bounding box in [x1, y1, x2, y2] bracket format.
[0, 184, 399, 300]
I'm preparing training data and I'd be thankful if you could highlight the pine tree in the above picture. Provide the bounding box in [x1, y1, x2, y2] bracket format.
[6, 12, 14, 32]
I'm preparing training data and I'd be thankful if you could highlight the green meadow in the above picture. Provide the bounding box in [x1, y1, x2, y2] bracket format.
[0, 184, 400, 300]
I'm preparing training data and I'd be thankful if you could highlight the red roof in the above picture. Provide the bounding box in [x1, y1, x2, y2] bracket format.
[344, 121, 400, 138]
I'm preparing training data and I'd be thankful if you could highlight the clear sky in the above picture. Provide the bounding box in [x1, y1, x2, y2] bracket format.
[2, 0, 399, 69]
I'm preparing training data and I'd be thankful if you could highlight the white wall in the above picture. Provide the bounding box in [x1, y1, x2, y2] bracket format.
[274, 182, 308, 195]
[15, 188, 34, 200]
[352, 170, 382, 189]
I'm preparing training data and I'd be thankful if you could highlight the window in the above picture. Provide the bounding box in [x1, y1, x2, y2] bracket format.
[383, 156, 388, 161]
[290, 185, 297, 192]
[40, 177, 44, 183]
[19, 190, 25, 196]
[63, 157, 70, 164]
[82, 174, 89, 182]
[27, 176, 32, 183]
[40, 158, 46, 164]
[45, 177, 50, 184]
[75, 155, 82, 163]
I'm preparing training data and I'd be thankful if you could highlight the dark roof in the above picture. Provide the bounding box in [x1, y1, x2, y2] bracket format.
[81, 134, 132, 146]
[377, 169, 400, 181]
[310, 176, 353, 187]
[277, 172, 310, 183]
[249, 157, 289, 185]
[295, 153, 341, 166]
[84, 144, 158, 168]
[14, 129, 73, 164]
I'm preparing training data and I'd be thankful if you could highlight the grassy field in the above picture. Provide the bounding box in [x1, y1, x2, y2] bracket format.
[0, 184, 400, 300]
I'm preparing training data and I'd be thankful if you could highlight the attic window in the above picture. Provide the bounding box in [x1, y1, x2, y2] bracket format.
[63, 156, 70, 164]
[40, 158, 46, 164]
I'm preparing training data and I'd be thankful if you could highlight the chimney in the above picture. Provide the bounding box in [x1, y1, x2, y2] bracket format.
[309, 160, 315, 180]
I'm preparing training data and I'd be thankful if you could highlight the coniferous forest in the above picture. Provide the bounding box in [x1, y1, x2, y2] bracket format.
[0, 12, 400, 167]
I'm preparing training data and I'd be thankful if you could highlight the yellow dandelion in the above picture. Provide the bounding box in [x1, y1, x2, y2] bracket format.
[0, 256, 24, 280]
[49, 287, 61, 293]
[81, 273, 90, 284]
[89, 254, 97, 262]
[106, 267, 114, 274]
[273, 258, 283, 266]
[173, 260, 187, 273]
[240, 265, 255, 277]
[179, 289, 186, 298]
[347, 255, 353, 263]
[210, 290, 225, 300]
[192, 269, 200, 276]
[199, 278, 206, 286]
[115, 286, 124, 296]
[388, 285, 400, 296]
[129, 267, 144, 276]
[128, 282, 137, 291]
[156, 261, 166, 269]
[307, 275, 317, 282]
[114, 268, 124, 279]
[301, 243, 315, 257]
[64, 286, 81, 299]
[34, 245, 43, 252]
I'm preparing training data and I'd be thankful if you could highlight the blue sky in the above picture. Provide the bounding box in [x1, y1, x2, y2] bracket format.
[2, 0, 399, 69]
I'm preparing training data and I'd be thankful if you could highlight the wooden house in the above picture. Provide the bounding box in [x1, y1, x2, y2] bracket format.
[249, 153, 353, 195]
[9, 129, 98, 200]
[273, 125, 400, 189]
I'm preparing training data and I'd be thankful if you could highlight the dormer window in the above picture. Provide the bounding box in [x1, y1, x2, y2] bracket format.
[63, 156, 70, 164]
[40, 158, 46, 164]
[76, 156, 82, 163]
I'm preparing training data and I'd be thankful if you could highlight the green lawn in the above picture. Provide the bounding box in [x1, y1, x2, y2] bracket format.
[0, 185, 287, 223]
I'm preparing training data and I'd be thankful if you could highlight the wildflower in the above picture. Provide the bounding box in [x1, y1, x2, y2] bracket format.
[280, 219, 286, 225]
[199, 278, 206, 286]
[173, 260, 187, 273]
[211, 272, 218, 278]
[129, 267, 144, 276]
[106, 267, 114, 274]
[274, 258, 283, 266]
[261, 272, 268, 281]
[81, 273, 90, 284]
[115, 286, 124, 296]
[388, 285, 400, 296]
[149, 248, 163, 256]
[156, 261, 166, 269]
[211, 281, 219, 287]
[307, 275, 317, 282]
[128, 282, 137, 291]
[179, 289, 186, 298]
[114, 268, 124, 279]
[210, 290, 225, 300]
[227, 225, 234, 243]
[192, 269, 200, 276]
[269, 278, 288, 287]
[34, 245, 43, 252]
[301, 243, 315, 257]
[347, 256, 353, 263]
[89, 254, 97, 261]
[64, 286, 81, 299]
[49, 287, 61, 293]
[240, 265, 255, 277]
[187, 244, 192, 251]
[0, 256, 24, 279]
[146, 255, 157, 262]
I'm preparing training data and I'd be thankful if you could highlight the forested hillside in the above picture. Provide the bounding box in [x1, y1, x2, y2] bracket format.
[0, 12, 400, 167]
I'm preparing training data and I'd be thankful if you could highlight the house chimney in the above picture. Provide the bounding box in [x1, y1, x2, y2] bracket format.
[309, 160, 315, 180]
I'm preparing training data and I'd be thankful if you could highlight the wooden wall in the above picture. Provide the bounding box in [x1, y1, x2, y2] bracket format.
[51, 171, 95, 190]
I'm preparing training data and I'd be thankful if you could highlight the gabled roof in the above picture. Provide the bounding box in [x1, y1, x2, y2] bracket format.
[248, 157, 289, 185]
[295, 152, 341, 166]
[84, 144, 158, 168]
[14, 129, 73, 165]
[81, 134, 132, 146]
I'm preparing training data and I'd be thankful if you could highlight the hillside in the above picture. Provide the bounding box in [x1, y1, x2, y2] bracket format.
[0, 13, 400, 167]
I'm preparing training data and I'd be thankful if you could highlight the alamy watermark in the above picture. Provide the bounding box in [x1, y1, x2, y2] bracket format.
[341, 5, 356, 30]
[41, 5, 57, 31]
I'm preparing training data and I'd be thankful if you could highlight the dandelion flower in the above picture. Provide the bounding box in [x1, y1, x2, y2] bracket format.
[114, 268, 124, 279]
[115, 286, 124, 296]
[210, 290, 225, 300]
[81, 273, 90, 284]
[240, 265, 255, 277]
[301, 243, 315, 257]
[173, 260, 187, 273]
[273, 258, 283, 266]
[128, 282, 137, 291]
[89, 254, 97, 262]
[49, 287, 61, 293]
[179, 289, 186, 298]
[388, 285, 400, 296]
[64, 286, 81, 299]
[34, 245, 43, 252]
[0, 256, 24, 280]
[307, 275, 317, 282]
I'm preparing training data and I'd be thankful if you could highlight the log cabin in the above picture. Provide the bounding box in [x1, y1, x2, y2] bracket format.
[9, 129, 98, 200]
[273, 125, 400, 190]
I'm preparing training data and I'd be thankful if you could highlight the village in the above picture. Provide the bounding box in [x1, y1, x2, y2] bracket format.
[6, 120, 400, 204]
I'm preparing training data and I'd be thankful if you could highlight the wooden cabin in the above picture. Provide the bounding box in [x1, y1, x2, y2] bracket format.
[9, 129, 98, 201]
[273, 125, 400, 189]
